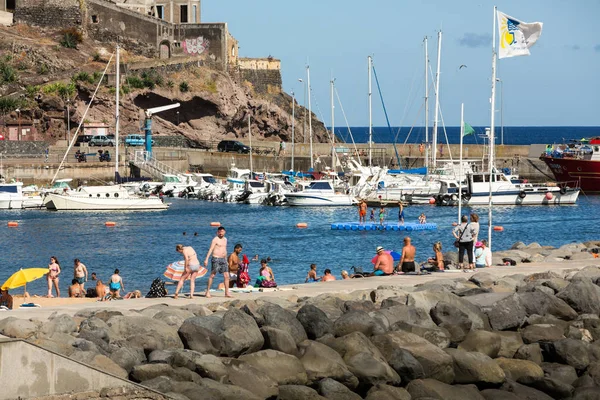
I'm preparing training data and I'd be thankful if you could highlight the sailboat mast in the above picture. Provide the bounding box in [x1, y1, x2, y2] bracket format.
[424, 37, 429, 170]
[488, 7, 498, 251]
[432, 31, 442, 168]
[330, 78, 335, 171]
[248, 114, 253, 174]
[115, 44, 120, 179]
[291, 91, 295, 172]
[459, 103, 464, 222]
[307, 65, 313, 169]
[368, 56, 373, 168]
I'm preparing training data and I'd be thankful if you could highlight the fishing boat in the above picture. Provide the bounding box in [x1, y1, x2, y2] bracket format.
[285, 180, 356, 206]
[539, 137, 600, 193]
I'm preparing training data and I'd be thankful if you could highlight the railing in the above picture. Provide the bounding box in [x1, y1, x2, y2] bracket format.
[130, 150, 183, 178]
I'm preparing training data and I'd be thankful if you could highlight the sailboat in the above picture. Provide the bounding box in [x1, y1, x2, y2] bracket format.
[46, 45, 168, 211]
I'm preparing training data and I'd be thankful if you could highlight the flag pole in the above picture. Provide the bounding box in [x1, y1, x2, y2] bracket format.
[488, 6, 498, 252]
[459, 103, 464, 222]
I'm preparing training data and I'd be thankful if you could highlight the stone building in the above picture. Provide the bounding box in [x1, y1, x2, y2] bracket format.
[114, 0, 201, 24]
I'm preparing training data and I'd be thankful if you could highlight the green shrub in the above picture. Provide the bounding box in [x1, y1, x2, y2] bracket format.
[126, 76, 144, 89]
[166, 80, 174, 88]
[92, 71, 102, 83]
[0, 61, 17, 83]
[92, 52, 102, 62]
[0, 97, 25, 113]
[38, 63, 50, 75]
[59, 28, 83, 49]
[57, 82, 76, 99]
[121, 85, 130, 95]
[16, 61, 28, 71]
[179, 81, 189, 93]
[25, 85, 39, 97]
[72, 71, 91, 83]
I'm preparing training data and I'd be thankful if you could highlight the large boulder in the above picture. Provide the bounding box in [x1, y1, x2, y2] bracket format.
[516, 291, 578, 320]
[557, 281, 600, 315]
[130, 363, 175, 383]
[480, 389, 521, 400]
[261, 326, 297, 355]
[365, 384, 411, 400]
[484, 293, 527, 331]
[318, 378, 362, 400]
[545, 338, 590, 370]
[385, 347, 425, 383]
[297, 304, 333, 339]
[297, 340, 357, 388]
[406, 379, 485, 400]
[371, 331, 453, 384]
[496, 331, 525, 359]
[514, 343, 543, 365]
[499, 380, 554, 400]
[109, 346, 146, 373]
[521, 324, 566, 344]
[278, 385, 327, 400]
[445, 348, 506, 385]
[152, 308, 195, 327]
[407, 290, 490, 330]
[106, 315, 183, 352]
[542, 362, 578, 386]
[332, 332, 401, 387]
[494, 358, 544, 381]
[255, 302, 308, 344]
[41, 314, 78, 336]
[430, 301, 473, 344]
[178, 315, 223, 355]
[226, 359, 279, 399]
[238, 349, 308, 385]
[457, 330, 502, 358]
[371, 304, 436, 331]
[194, 354, 229, 383]
[470, 272, 497, 287]
[333, 310, 386, 337]
[0, 317, 39, 339]
[391, 322, 450, 349]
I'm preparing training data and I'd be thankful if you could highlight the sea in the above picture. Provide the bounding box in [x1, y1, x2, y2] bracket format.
[336, 126, 598, 145]
[2, 196, 600, 296]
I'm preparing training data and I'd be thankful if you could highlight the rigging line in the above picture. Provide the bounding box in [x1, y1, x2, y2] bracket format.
[436, 106, 454, 162]
[402, 101, 426, 146]
[371, 62, 400, 167]
[309, 85, 341, 169]
[393, 58, 422, 143]
[334, 87, 361, 166]
[51, 51, 116, 185]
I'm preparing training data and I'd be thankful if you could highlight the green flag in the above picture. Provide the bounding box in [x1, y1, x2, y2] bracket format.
[463, 122, 475, 137]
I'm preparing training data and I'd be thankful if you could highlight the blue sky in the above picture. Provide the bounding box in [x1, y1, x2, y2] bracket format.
[203, 0, 599, 127]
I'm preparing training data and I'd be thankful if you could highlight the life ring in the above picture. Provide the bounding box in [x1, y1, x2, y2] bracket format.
[461, 193, 471, 201]
[518, 191, 526, 199]
[441, 194, 451, 205]
[559, 187, 567, 195]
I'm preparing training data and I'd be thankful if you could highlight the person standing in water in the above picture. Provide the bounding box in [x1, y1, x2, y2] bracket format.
[204, 226, 232, 298]
[174, 244, 202, 299]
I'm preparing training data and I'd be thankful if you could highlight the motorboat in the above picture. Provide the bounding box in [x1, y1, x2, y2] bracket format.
[0, 180, 24, 209]
[235, 180, 271, 204]
[435, 170, 580, 206]
[285, 180, 356, 206]
[22, 184, 44, 209]
[45, 185, 168, 211]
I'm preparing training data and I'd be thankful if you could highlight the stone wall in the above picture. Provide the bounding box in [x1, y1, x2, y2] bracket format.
[237, 57, 282, 95]
[14, 0, 82, 27]
[0, 140, 48, 157]
[173, 22, 227, 70]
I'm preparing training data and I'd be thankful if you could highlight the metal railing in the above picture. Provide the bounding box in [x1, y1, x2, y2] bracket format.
[130, 150, 183, 179]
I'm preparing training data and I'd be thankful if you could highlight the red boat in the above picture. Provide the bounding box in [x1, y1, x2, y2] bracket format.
[540, 137, 600, 193]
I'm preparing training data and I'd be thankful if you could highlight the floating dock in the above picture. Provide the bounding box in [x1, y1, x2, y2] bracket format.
[331, 222, 438, 231]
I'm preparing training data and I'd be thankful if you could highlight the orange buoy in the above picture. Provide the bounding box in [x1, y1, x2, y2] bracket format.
[105, 221, 116, 227]
[7, 221, 18, 227]
[296, 222, 308, 228]
[428, 198, 436, 205]
[493, 226, 504, 231]
[210, 222, 221, 227]
[452, 222, 458, 227]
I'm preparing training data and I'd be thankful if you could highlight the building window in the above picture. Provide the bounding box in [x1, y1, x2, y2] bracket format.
[180, 5, 188, 23]
[91, 15, 99, 23]
[191, 5, 197, 23]
[156, 5, 164, 19]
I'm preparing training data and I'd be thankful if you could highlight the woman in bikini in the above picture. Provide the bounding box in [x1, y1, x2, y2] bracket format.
[47, 256, 61, 297]
[174, 244, 201, 299]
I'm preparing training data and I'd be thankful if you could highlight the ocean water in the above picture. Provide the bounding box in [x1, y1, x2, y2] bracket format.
[336, 126, 598, 145]
[1, 196, 599, 296]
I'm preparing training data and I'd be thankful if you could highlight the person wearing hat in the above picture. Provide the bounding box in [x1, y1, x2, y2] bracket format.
[371, 246, 394, 276]
[475, 240, 491, 268]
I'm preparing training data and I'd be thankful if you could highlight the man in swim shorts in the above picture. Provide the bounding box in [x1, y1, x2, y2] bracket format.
[371, 246, 394, 276]
[204, 226, 232, 298]
[358, 200, 367, 223]
[399, 237, 416, 273]
[228, 243, 242, 288]
[73, 258, 88, 292]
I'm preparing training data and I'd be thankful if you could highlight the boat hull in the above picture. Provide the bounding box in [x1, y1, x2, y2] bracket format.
[437, 189, 580, 206]
[0, 198, 23, 209]
[540, 156, 600, 193]
[285, 194, 356, 206]
[46, 193, 168, 210]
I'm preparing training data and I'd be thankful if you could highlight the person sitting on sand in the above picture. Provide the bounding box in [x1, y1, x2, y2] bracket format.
[475, 240, 492, 268]
[68, 278, 82, 298]
[371, 246, 394, 276]
[109, 269, 124, 299]
[341, 270, 351, 280]
[95, 280, 107, 299]
[321, 269, 336, 281]
[124, 290, 142, 299]
[426, 242, 445, 271]
[0, 288, 13, 310]
[305, 264, 320, 282]
[255, 259, 276, 288]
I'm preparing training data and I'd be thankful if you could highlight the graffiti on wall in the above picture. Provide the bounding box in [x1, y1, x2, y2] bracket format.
[182, 36, 210, 55]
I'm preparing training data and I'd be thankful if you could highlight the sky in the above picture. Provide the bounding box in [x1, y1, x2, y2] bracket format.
[203, 0, 600, 127]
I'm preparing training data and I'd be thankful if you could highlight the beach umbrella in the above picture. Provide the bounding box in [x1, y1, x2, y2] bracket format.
[164, 260, 207, 281]
[1, 268, 48, 294]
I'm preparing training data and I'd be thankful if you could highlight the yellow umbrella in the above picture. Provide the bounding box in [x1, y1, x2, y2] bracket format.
[2, 268, 49, 292]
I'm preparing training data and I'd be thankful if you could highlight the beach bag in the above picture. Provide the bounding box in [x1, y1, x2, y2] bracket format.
[237, 260, 250, 287]
[454, 223, 469, 247]
[146, 277, 167, 298]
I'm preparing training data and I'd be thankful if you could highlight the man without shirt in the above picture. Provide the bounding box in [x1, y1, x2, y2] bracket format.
[399, 237, 416, 273]
[73, 259, 88, 292]
[204, 226, 232, 298]
[228, 243, 242, 288]
[321, 269, 336, 281]
[371, 246, 394, 276]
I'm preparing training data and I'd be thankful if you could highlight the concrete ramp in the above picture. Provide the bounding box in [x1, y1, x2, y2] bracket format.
[0, 337, 160, 399]
[0, 11, 13, 26]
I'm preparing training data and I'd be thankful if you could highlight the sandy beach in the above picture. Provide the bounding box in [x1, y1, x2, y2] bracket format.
[3, 258, 599, 321]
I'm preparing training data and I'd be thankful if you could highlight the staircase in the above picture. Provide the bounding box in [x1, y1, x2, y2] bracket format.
[129, 150, 183, 179]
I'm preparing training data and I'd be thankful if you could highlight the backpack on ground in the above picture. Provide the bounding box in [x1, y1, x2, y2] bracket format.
[146, 277, 167, 298]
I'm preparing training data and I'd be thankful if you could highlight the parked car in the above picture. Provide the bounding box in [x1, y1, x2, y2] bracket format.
[217, 140, 250, 154]
[75, 135, 94, 147]
[89, 135, 116, 147]
[125, 134, 154, 146]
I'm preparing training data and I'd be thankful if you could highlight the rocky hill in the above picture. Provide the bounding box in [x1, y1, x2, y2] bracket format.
[0, 24, 328, 146]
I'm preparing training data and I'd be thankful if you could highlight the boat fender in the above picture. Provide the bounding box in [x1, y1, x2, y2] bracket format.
[7, 221, 18, 227]
[451, 194, 458, 202]
[441, 194, 451, 205]
[518, 191, 526, 199]
[461, 193, 471, 201]
[559, 187, 567, 195]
